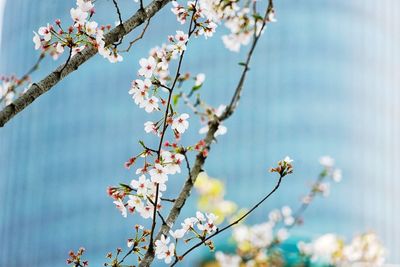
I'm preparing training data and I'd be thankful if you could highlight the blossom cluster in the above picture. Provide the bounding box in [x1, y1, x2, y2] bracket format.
[0, 75, 30, 106]
[298, 232, 385, 266]
[155, 211, 218, 263]
[66, 247, 89, 266]
[301, 156, 342, 204]
[108, 148, 186, 219]
[171, 0, 276, 52]
[230, 206, 291, 259]
[33, 0, 122, 63]
[270, 156, 294, 177]
[222, 1, 276, 51]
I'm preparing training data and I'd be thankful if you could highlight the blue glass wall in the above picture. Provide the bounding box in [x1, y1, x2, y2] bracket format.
[0, 0, 399, 266]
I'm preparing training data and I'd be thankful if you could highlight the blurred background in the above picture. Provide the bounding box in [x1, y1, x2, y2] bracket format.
[0, 0, 399, 266]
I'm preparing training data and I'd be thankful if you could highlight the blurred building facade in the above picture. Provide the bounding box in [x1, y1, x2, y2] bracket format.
[0, 0, 399, 266]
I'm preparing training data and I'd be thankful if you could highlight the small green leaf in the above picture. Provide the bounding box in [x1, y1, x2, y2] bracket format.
[252, 13, 263, 21]
[173, 94, 181, 106]
[191, 84, 203, 92]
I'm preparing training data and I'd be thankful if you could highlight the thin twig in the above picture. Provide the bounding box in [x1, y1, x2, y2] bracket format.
[171, 173, 285, 266]
[58, 47, 73, 77]
[121, 18, 151, 53]
[287, 173, 326, 230]
[0, 53, 45, 103]
[112, 0, 126, 47]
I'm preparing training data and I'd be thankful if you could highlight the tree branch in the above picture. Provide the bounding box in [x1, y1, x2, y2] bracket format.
[138, 7, 272, 266]
[0, 0, 173, 128]
[148, 3, 198, 254]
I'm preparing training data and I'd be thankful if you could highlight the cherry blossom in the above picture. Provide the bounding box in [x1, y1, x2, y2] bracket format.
[194, 73, 205, 86]
[149, 164, 168, 184]
[171, 113, 189, 134]
[197, 213, 218, 234]
[38, 24, 52, 41]
[144, 121, 158, 134]
[32, 32, 42, 50]
[175, 30, 188, 44]
[140, 96, 159, 113]
[154, 235, 176, 264]
[155, 235, 170, 255]
[77, 0, 94, 12]
[138, 56, 157, 78]
[113, 199, 127, 218]
[70, 7, 88, 25]
[130, 175, 150, 196]
[127, 195, 144, 213]
[161, 150, 184, 174]
[139, 204, 154, 219]
[85, 21, 98, 35]
[163, 243, 175, 264]
[215, 252, 241, 267]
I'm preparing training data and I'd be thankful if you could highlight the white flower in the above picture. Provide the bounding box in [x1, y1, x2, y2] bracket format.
[138, 56, 157, 78]
[284, 216, 294, 226]
[175, 30, 188, 44]
[140, 96, 159, 113]
[113, 199, 127, 218]
[171, 113, 189, 134]
[268, 209, 282, 223]
[85, 21, 98, 35]
[233, 225, 250, 243]
[161, 150, 184, 174]
[38, 24, 52, 42]
[196, 211, 206, 222]
[267, 10, 277, 22]
[317, 182, 330, 197]
[319, 156, 335, 169]
[171, 1, 187, 24]
[144, 121, 158, 134]
[139, 204, 154, 219]
[169, 228, 186, 239]
[332, 169, 342, 182]
[155, 234, 170, 255]
[311, 234, 341, 263]
[55, 42, 64, 54]
[127, 238, 135, 248]
[249, 222, 274, 248]
[181, 217, 197, 230]
[127, 195, 144, 213]
[198, 213, 218, 234]
[130, 175, 150, 196]
[107, 52, 123, 63]
[283, 156, 293, 164]
[70, 7, 88, 25]
[149, 164, 168, 184]
[71, 45, 86, 57]
[129, 79, 151, 105]
[194, 73, 205, 86]
[343, 233, 385, 265]
[163, 243, 175, 264]
[281, 206, 292, 217]
[216, 252, 241, 267]
[170, 42, 186, 56]
[32, 32, 42, 50]
[276, 228, 289, 242]
[77, 0, 94, 12]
